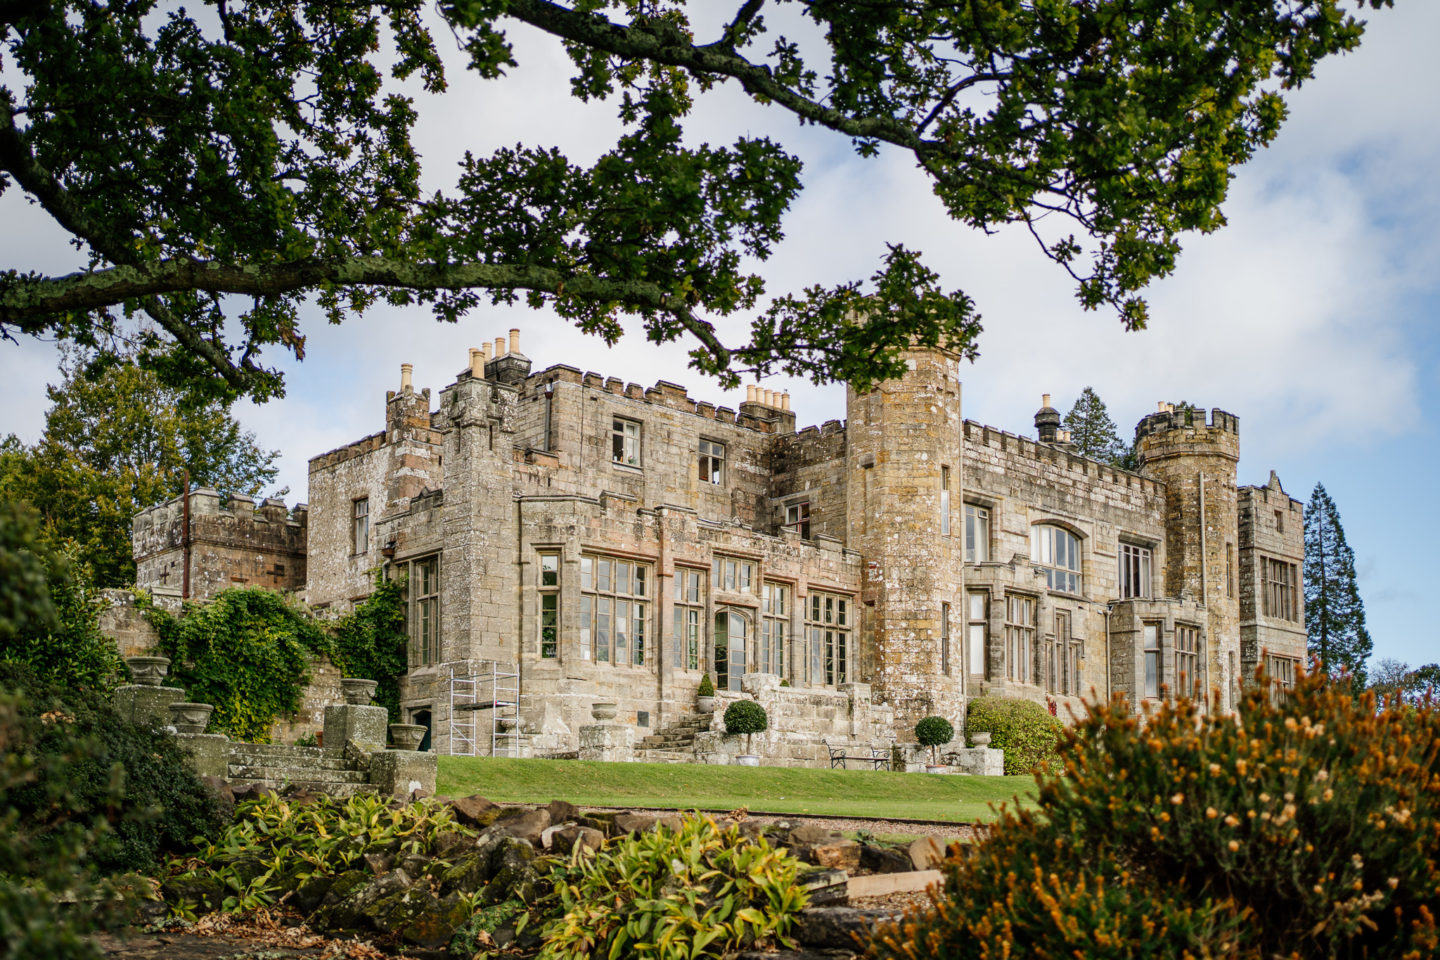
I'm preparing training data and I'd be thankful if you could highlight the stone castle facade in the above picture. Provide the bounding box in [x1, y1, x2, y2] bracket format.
[133, 329, 1307, 761]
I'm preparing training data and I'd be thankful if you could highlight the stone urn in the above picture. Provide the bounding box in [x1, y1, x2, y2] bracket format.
[169, 701, 214, 734]
[590, 702, 618, 722]
[970, 731, 992, 747]
[341, 678, 379, 705]
[695, 695, 716, 715]
[125, 656, 171, 687]
[389, 723, 427, 751]
[735, 754, 760, 767]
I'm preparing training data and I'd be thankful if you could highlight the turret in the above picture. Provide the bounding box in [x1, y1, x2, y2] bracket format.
[846, 343, 966, 734]
[1135, 402, 1241, 706]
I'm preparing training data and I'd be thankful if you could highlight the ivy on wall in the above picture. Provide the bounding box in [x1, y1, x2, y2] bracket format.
[137, 573, 409, 742]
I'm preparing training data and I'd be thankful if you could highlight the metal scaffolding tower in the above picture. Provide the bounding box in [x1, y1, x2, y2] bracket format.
[447, 662, 523, 756]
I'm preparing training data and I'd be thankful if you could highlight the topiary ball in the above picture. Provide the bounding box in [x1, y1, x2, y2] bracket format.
[723, 699, 768, 736]
[915, 715, 954, 748]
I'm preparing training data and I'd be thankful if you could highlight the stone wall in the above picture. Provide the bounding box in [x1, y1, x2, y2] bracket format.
[1238, 472, 1307, 681]
[133, 490, 307, 600]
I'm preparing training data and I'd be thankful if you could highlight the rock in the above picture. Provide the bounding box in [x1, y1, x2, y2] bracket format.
[860, 844, 913, 875]
[318, 869, 371, 909]
[907, 837, 948, 871]
[449, 794, 502, 829]
[365, 885, 466, 948]
[199, 775, 236, 822]
[611, 811, 685, 837]
[438, 852, 491, 895]
[483, 838, 538, 905]
[160, 874, 226, 912]
[398, 852, 433, 878]
[788, 824, 837, 845]
[495, 807, 551, 845]
[797, 868, 850, 907]
[224, 855, 270, 887]
[294, 873, 337, 914]
[364, 851, 395, 876]
[795, 907, 904, 949]
[546, 799, 582, 824]
[577, 813, 614, 832]
[432, 829, 474, 860]
[807, 839, 862, 872]
[311, 869, 410, 933]
[550, 824, 606, 856]
[230, 782, 276, 803]
[736, 821, 769, 842]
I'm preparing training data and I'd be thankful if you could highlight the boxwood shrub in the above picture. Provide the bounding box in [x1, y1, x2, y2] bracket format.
[965, 696, 1063, 775]
[869, 674, 1440, 960]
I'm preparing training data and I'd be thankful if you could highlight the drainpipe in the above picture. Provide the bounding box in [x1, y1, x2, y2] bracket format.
[181, 469, 191, 600]
[1103, 603, 1112, 703]
[543, 380, 554, 452]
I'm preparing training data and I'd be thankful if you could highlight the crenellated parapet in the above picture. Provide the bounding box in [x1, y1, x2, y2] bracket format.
[133, 489, 307, 599]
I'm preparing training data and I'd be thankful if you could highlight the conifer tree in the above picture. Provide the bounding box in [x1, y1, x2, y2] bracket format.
[1304, 483, 1372, 686]
[1063, 387, 1126, 466]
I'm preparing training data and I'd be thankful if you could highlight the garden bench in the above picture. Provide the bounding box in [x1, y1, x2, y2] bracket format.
[823, 739, 891, 771]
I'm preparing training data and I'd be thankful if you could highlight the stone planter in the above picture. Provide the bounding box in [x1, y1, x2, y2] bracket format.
[735, 754, 760, 767]
[341, 678, 379, 705]
[590, 702, 618, 722]
[695, 695, 716, 715]
[389, 723, 427, 751]
[169, 702, 214, 734]
[925, 764, 949, 775]
[970, 731, 992, 747]
[125, 656, 171, 687]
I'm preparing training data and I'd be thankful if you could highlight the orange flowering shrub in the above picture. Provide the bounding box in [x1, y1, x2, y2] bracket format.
[868, 671, 1440, 959]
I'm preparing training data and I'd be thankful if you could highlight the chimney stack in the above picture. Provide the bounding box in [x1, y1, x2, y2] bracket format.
[781, 392, 790, 412]
[469, 348, 483, 378]
[495, 336, 506, 358]
[509, 328, 521, 355]
[400, 363, 413, 392]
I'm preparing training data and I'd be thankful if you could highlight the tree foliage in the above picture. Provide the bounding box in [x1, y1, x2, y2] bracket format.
[0, 350, 279, 587]
[1368, 658, 1440, 706]
[870, 673, 1440, 960]
[330, 572, 409, 723]
[0, 0, 1393, 400]
[1304, 483, 1372, 686]
[0, 541, 122, 693]
[1062, 386, 1126, 465]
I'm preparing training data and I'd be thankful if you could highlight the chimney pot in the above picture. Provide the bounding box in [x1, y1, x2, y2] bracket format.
[747, 384, 757, 402]
[781, 392, 791, 412]
[469, 348, 483, 378]
[495, 336, 506, 358]
[509, 328, 520, 354]
[481, 342, 491, 362]
[400, 363, 413, 391]
[1042, 393, 1051, 408]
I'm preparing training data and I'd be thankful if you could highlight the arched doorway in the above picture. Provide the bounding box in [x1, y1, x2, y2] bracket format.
[714, 609, 750, 691]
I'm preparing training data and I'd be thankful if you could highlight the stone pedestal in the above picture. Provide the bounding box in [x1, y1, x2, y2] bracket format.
[113, 684, 187, 727]
[950, 746, 1005, 777]
[367, 750, 438, 799]
[890, 742, 930, 774]
[324, 704, 388, 753]
[578, 723, 634, 763]
[175, 733, 231, 778]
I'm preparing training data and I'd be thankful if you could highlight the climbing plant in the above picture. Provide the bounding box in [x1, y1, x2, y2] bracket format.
[330, 573, 408, 723]
[141, 588, 333, 743]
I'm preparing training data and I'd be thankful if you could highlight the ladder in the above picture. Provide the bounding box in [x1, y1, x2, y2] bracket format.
[447, 662, 523, 756]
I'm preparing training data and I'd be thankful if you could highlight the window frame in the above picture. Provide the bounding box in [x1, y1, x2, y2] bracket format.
[784, 502, 811, 540]
[538, 551, 560, 659]
[1004, 593, 1036, 684]
[672, 566, 706, 672]
[964, 504, 990, 563]
[940, 466, 952, 537]
[611, 417, 641, 467]
[1262, 557, 1299, 622]
[712, 555, 756, 594]
[761, 581, 789, 677]
[1175, 623, 1200, 698]
[352, 497, 369, 555]
[409, 555, 440, 668]
[580, 555, 651, 665]
[967, 591, 988, 679]
[698, 438, 725, 485]
[1143, 621, 1162, 699]
[1031, 523, 1083, 595]
[1118, 541, 1152, 600]
[806, 592, 852, 686]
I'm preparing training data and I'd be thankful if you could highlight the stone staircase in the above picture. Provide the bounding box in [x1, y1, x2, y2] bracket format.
[634, 713, 711, 764]
[226, 742, 376, 798]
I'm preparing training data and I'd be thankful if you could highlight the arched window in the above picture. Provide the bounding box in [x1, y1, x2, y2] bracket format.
[1031, 524, 1082, 594]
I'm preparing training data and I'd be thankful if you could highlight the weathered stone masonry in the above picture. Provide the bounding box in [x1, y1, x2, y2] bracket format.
[134, 331, 1309, 764]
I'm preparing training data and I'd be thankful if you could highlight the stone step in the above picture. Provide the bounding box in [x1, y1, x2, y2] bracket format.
[226, 764, 369, 784]
[228, 751, 354, 772]
[229, 778, 378, 799]
[631, 751, 695, 764]
[232, 743, 342, 761]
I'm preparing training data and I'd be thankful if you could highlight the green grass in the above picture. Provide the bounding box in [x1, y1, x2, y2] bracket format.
[437, 757, 1036, 823]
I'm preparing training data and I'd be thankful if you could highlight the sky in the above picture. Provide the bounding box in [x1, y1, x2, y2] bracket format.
[2, 4, 1436, 672]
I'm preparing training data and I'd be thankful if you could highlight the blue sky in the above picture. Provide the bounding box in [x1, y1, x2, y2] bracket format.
[2, 4, 1435, 671]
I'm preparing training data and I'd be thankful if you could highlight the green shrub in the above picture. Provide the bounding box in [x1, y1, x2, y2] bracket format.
[966, 696, 1062, 775]
[914, 715, 954, 764]
[1, 536, 121, 694]
[143, 587, 334, 742]
[724, 699, 768, 754]
[0, 663, 225, 878]
[540, 813, 806, 959]
[697, 673, 715, 697]
[868, 674, 1440, 960]
[330, 573, 408, 723]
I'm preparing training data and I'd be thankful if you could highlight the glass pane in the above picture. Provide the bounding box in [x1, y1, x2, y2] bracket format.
[598, 559, 611, 592]
[597, 598, 611, 662]
[616, 562, 630, 595]
[634, 566, 646, 597]
[581, 556, 593, 592]
[580, 596, 592, 660]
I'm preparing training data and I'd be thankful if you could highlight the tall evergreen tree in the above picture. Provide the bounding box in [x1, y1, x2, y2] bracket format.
[1304, 483, 1372, 686]
[1063, 387, 1126, 465]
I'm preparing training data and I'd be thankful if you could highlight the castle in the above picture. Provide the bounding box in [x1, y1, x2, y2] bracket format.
[132, 329, 1307, 763]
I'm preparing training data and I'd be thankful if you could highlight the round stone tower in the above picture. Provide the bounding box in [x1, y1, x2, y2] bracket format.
[1135, 404, 1241, 705]
[846, 345, 966, 734]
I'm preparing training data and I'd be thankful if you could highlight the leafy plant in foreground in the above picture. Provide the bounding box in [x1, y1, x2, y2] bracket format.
[540, 813, 806, 960]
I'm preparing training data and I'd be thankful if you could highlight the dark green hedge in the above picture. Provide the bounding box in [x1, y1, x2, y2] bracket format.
[966, 696, 1063, 775]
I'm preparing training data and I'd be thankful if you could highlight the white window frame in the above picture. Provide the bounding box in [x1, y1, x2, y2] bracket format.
[580, 555, 650, 665]
[785, 502, 811, 539]
[965, 504, 990, 563]
[698, 438, 724, 485]
[1118, 541, 1152, 600]
[612, 417, 641, 467]
[1032, 524, 1082, 594]
[352, 497, 369, 555]
[1143, 621, 1161, 699]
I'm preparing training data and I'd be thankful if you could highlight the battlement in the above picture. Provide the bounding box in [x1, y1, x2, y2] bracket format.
[132, 488, 308, 534]
[523, 363, 798, 436]
[962, 420, 1164, 497]
[1134, 404, 1240, 444]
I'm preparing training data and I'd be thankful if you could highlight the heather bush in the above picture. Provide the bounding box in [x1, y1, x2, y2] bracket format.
[965, 696, 1062, 775]
[869, 673, 1440, 959]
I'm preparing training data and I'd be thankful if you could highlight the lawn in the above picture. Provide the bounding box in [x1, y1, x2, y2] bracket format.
[437, 756, 1036, 823]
